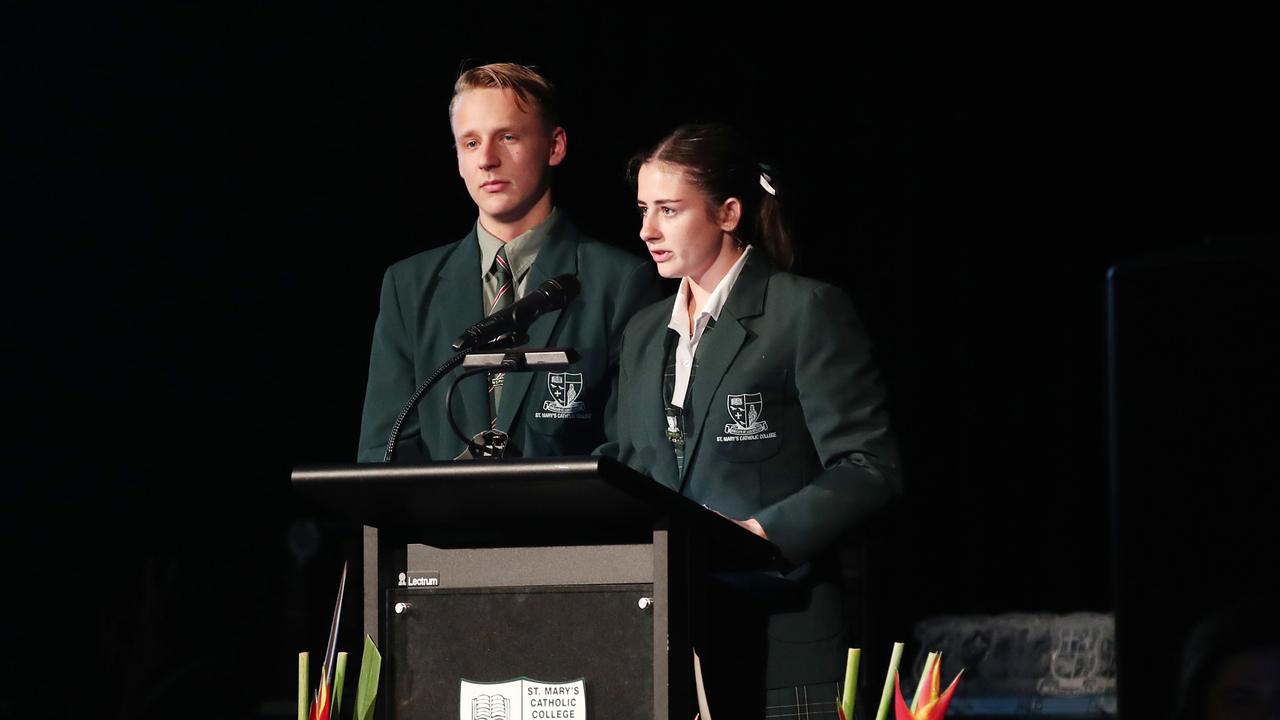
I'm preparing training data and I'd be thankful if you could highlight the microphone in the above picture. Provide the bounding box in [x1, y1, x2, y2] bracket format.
[451, 274, 581, 351]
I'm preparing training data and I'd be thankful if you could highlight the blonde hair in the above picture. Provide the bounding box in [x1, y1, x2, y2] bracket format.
[449, 62, 559, 128]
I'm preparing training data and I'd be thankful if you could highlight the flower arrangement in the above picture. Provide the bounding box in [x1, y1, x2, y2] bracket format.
[298, 563, 382, 720]
[841, 642, 963, 720]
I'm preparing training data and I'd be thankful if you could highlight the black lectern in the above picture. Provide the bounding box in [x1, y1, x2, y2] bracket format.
[292, 456, 779, 720]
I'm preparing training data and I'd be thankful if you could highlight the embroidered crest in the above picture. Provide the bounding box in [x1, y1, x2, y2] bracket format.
[542, 372, 586, 414]
[725, 392, 769, 436]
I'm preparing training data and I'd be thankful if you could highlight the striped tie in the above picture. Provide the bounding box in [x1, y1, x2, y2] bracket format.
[487, 246, 514, 429]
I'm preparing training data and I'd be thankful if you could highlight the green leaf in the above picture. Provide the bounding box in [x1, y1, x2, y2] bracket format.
[354, 635, 382, 720]
[332, 652, 349, 720]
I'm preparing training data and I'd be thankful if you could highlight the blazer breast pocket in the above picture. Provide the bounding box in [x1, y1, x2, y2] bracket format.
[526, 368, 600, 437]
[711, 382, 789, 463]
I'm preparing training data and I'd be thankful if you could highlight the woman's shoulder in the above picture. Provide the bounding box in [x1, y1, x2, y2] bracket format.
[762, 268, 852, 310]
[765, 267, 835, 293]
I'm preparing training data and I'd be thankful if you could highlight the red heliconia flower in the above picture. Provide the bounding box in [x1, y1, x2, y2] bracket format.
[893, 661, 963, 720]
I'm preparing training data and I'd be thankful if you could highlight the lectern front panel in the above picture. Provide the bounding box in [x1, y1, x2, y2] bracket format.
[404, 544, 654, 588]
[389, 583, 654, 719]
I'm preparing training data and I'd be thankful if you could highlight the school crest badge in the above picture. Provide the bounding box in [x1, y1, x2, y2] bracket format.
[543, 372, 586, 414]
[725, 392, 769, 436]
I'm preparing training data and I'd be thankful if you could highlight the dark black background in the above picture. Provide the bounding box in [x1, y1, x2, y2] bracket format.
[4, 5, 1275, 718]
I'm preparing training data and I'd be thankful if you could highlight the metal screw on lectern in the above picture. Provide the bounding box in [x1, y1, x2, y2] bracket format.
[394, 602, 412, 614]
[638, 597, 654, 610]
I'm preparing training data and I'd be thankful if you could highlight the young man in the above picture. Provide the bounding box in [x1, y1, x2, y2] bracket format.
[357, 63, 663, 462]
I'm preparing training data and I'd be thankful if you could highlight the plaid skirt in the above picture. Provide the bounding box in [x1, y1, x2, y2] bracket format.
[764, 681, 844, 719]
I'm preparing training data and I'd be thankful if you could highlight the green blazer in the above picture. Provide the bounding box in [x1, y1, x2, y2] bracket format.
[357, 214, 664, 462]
[604, 250, 901, 687]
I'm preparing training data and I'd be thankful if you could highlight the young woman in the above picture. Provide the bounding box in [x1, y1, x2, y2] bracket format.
[606, 123, 902, 718]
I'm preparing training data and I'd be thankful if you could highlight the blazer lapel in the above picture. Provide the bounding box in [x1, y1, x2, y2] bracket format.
[495, 214, 580, 432]
[644, 324, 682, 491]
[679, 251, 772, 485]
[435, 228, 491, 445]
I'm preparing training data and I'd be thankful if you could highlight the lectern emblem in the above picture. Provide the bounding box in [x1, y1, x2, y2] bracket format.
[460, 678, 585, 719]
[725, 393, 768, 436]
[471, 694, 510, 720]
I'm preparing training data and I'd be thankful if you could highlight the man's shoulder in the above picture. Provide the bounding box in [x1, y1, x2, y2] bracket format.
[624, 293, 676, 337]
[545, 214, 645, 270]
[383, 235, 469, 279]
[572, 234, 649, 270]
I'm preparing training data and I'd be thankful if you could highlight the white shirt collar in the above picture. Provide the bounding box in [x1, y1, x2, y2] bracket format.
[667, 245, 753, 338]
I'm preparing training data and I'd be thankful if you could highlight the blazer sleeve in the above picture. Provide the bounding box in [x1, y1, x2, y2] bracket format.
[753, 283, 902, 564]
[593, 329, 626, 462]
[600, 261, 665, 448]
[356, 267, 423, 463]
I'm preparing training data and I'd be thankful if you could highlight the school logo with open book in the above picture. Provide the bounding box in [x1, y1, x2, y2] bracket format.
[470, 693, 510, 720]
[725, 393, 769, 436]
[543, 372, 585, 414]
[460, 678, 585, 719]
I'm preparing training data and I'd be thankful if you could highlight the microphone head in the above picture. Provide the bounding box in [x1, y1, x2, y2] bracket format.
[540, 274, 581, 307]
[452, 274, 581, 351]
